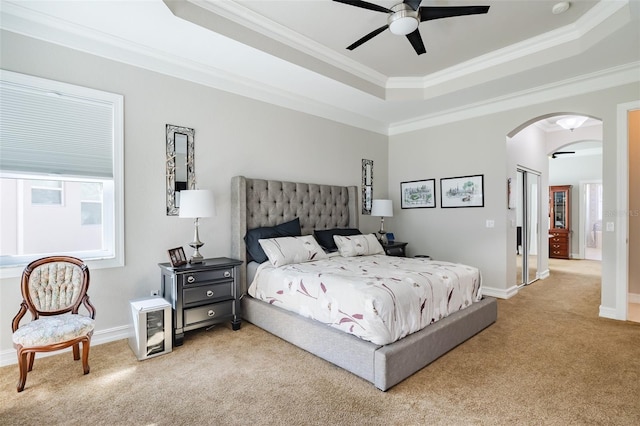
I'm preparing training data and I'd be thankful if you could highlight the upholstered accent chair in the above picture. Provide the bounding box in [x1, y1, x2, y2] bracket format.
[11, 256, 96, 392]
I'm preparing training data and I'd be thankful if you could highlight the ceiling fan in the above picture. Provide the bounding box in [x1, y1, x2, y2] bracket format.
[551, 151, 575, 159]
[333, 0, 490, 55]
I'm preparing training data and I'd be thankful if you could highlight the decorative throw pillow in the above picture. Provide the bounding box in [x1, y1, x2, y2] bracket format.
[334, 234, 384, 257]
[244, 218, 302, 263]
[313, 228, 362, 252]
[258, 235, 328, 267]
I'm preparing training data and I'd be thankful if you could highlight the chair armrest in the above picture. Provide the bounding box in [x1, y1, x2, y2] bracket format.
[12, 301, 29, 332]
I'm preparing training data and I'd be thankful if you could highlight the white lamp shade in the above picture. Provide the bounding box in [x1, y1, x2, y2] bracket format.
[371, 199, 393, 217]
[179, 190, 215, 218]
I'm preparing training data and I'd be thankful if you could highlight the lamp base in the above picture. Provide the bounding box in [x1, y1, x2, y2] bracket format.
[378, 231, 388, 245]
[188, 218, 205, 263]
[188, 249, 204, 264]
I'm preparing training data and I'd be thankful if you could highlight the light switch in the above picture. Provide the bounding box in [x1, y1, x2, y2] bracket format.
[486, 220, 495, 228]
[606, 222, 615, 232]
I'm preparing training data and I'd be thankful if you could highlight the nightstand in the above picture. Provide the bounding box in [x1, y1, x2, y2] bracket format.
[159, 257, 243, 346]
[383, 241, 408, 257]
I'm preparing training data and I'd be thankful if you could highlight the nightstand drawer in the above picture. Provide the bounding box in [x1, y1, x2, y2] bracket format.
[183, 281, 233, 306]
[181, 268, 233, 286]
[184, 301, 233, 326]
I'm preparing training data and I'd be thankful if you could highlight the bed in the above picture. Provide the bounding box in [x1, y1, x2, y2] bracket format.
[231, 176, 497, 391]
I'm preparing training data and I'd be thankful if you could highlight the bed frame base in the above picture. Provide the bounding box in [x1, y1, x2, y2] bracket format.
[242, 296, 497, 391]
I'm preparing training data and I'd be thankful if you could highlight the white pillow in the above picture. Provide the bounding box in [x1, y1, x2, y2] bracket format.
[334, 234, 384, 257]
[258, 235, 327, 267]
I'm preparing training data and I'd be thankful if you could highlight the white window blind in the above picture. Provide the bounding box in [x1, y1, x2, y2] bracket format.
[0, 73, 114, 178]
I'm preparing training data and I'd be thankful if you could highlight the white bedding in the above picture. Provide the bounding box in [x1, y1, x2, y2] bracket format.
[248, 255, 482, 345]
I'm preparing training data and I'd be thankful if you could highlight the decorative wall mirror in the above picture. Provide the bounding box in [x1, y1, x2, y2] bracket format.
[362, 159, 373, 214]
[166, 124, 195, 216]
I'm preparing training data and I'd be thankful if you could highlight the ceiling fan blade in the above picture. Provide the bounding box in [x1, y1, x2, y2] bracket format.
[551, 151, 575, 158]
[403, 0, 422, 11]
[347, 24, 389, 50]
[420, 5, 490, 22]
[333, 0, 392, 14]
[405, 29, 426, 55]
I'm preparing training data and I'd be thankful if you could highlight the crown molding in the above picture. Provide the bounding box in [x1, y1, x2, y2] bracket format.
[0, 1, 389, 134]
[189, 0, 388, 88]
[0, 1, 637, 137]
[191, 0, 629, 98]
[388, 62, 640, 135]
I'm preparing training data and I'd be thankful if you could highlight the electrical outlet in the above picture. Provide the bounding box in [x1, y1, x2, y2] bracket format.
[150, 290, 160, 297]
[486, 220, 495, 228]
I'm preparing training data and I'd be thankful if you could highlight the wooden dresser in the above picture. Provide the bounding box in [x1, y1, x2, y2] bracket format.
[549, 185, 571, 259]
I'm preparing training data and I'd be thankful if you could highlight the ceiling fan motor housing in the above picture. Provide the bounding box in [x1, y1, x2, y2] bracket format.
[388, 3, 420, 35]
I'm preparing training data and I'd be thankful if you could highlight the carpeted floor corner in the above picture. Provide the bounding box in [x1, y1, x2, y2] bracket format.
[1, 259, 639, 425]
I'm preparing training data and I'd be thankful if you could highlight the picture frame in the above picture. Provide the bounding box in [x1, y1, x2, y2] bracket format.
[167, 247, 187, 267]
[401, 179, 436, 209]
[440, 174, 484, 208]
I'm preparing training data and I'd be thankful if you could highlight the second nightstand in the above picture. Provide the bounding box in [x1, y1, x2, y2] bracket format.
[383, 241, 408, 257]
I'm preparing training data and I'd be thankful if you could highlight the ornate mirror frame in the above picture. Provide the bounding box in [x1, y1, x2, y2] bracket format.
[362, 158, 373, 215]
[166, 124, 195, 216]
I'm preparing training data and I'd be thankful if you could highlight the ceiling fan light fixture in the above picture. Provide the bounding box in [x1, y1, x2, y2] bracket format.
[556, 115, 588, 131]
[389, 15, 419, 35]
[388, 4, 419, 36]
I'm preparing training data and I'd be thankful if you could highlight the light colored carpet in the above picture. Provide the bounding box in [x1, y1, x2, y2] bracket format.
[2, 259, 639, 425]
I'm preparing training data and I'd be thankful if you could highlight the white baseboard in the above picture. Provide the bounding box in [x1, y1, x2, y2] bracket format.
[538, 269, 550, 279]
[599, 305, 625, 320]
[482, 285, 518, 299]
[1, 325, 131, 367]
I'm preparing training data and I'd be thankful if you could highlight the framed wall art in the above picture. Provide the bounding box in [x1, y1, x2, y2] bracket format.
[440, 174, 484, 208]
[362, 159, 373, 214]
[401, 179, 436, 209]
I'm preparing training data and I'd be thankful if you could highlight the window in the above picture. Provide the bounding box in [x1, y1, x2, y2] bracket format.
[81, 182, 103, 226]
[30, 180, 63, 205]
[0, 70, 124, 277]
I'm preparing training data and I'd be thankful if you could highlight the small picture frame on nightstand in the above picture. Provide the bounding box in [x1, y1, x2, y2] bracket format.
[386, 233, 395, 243]
[167, 247, 187, 267]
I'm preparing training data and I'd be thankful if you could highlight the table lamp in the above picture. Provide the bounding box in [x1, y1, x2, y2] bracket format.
[371, 199, 393, 244]
[179, 189, 215, 263]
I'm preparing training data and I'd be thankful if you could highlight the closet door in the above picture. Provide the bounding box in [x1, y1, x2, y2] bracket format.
[516, 169, 541, 285]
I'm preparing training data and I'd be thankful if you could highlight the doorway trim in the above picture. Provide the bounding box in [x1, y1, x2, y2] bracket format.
[610, 100, 640, 320]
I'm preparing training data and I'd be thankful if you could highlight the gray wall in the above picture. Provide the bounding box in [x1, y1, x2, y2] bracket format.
[387, 84, 639, 308]
[0, 31, 387, 361]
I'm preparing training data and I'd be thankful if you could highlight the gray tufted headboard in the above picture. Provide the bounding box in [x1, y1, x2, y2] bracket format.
[231, 176, 359, 294]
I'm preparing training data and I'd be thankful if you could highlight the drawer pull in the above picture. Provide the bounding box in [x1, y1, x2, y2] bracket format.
[206, 290, 214, 297]
[187, 275, 196, 284]
[207, 310, 215, 317]
[224, 271, 231, 278]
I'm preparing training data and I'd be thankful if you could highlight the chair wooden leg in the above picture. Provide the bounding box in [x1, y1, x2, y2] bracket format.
[27, 352, 35, 372]
[81, 340, 91, 375]
[72, 343, 80, 361]
[16, 349, 29, 392]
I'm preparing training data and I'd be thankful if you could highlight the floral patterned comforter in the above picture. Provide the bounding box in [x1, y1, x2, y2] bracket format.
[248, 255, 482, 345]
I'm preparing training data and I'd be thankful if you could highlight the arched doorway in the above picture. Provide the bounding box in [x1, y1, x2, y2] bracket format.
[507, 113, 603, 287]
